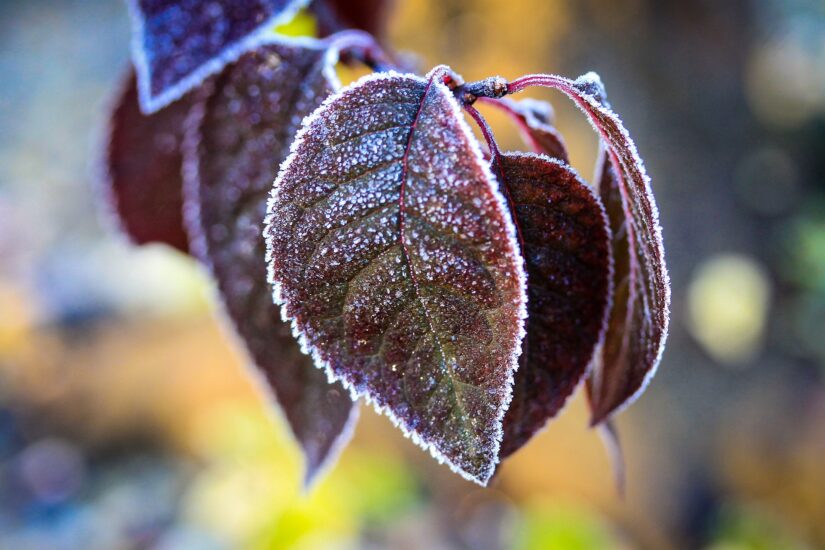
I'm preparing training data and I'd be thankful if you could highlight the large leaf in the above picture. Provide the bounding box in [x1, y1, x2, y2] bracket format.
[102, 67, 191, 253]
[506, 72, 670, 424]
[183, 39, 359, 485]
[265, 66, 527, 484]
[494, 153, 611, 458]
[127, 0, 309, 113]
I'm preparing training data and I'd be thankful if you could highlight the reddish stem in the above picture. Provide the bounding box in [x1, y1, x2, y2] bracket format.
[463, 104, 524, 251]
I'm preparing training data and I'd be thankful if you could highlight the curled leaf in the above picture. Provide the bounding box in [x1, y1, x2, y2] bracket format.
[102, 67, 191, 253]
[586, 142, 659, 424]
[507, 73, 670, 425]
[265, 67, 527, 484]
[183, 39, 359, 485]
[127, 0, 309, 112]
[481, 97, 568, 162]
[495, 153, 612, 458]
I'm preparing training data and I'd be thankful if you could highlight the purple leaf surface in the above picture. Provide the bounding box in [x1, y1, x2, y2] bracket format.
[265, 66, 527, 484]
[127, 0, 309, 113]
[494, 153, 611, 458]
[183, 39, 359, 485]
[102, 67, 191, 253]
[507, 72, 670, 424]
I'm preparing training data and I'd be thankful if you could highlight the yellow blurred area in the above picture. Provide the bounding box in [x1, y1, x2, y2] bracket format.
[686, 254, 771, 366]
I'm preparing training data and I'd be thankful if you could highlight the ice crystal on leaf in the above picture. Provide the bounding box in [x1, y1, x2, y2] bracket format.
[183, 37, 365, 485]
[127, 0, 309, 113]
[265, 66, 528, 484]
[102, 68, 192, 253]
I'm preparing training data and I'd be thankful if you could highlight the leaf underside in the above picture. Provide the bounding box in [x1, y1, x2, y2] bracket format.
[492, 98, 569, 163]
[266, 67, 527, 484]
[586, 143, 660, 423]
[555, 76, 669, 425]
[103, 67, 191, 253]
[129, 0, 308, 112]
[496, 153, 611, 458]
[183, 40, 357, 485]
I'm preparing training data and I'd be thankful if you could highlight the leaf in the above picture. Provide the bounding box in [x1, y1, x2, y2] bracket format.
[494, 153, 612, 458]
[585, 141, 660, 424]
[102, 67, 191, 253]
[265, 66, 527, 484]
[482, 97, 569, 162]
[183, 38, 359, 485]
[312, 0, 394, 39]
[127, 0, 310, 113]
[506, 72, 670, 424]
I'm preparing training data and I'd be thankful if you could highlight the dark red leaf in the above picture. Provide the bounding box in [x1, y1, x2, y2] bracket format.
[480, 97, 568, 162]
[585, 143, 661, 424]
[102, 67, 191, 253]
[312, 0, 394, 39]
[127, 0, 308, 112]
[506, 72, 670, 424]
[183, 39, 360, 485]
[494, 153, 611, 458]
[265, 66, 527, 484]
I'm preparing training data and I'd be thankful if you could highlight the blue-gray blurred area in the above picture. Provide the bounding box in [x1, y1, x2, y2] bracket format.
[1, 1, 824, 549]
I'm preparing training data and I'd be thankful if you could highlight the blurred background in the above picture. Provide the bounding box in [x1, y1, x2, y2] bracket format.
[1, 0, 824, 548]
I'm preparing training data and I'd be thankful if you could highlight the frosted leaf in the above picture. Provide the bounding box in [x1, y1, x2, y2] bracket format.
[495, 153, 611, 458]
[127, 0, 309, 113]
[586, 140, 665, 424]
[102, 67, 192, 253]
[312, 0, 394, 39]
[486, 98, 568, 162]
[265, 66, 527, 485]
[509, 73, 670, 424]
[183, 39, 358, 485]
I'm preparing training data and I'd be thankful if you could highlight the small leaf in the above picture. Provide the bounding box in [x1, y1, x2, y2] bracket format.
[183, 39, 359, 485]
[483, 97, 568, 162]
[495, 153, 612, 458]
[312, 0, 394, 39]
[102, 67, 191, 253]
[586, 142, 661, 424]
[265, 66, 527, 484]
[506, 72, 670, 424]
[127, 0, 309, 113]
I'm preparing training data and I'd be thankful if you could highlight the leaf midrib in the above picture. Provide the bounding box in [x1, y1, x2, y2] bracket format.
[397, 74, 477, 451]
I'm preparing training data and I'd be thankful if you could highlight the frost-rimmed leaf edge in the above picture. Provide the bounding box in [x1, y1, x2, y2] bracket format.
[126, 0, 313, 113]
[264, 66, 529, 485]
[180, 34, 360, 487]
[496, 151, 614, 449]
